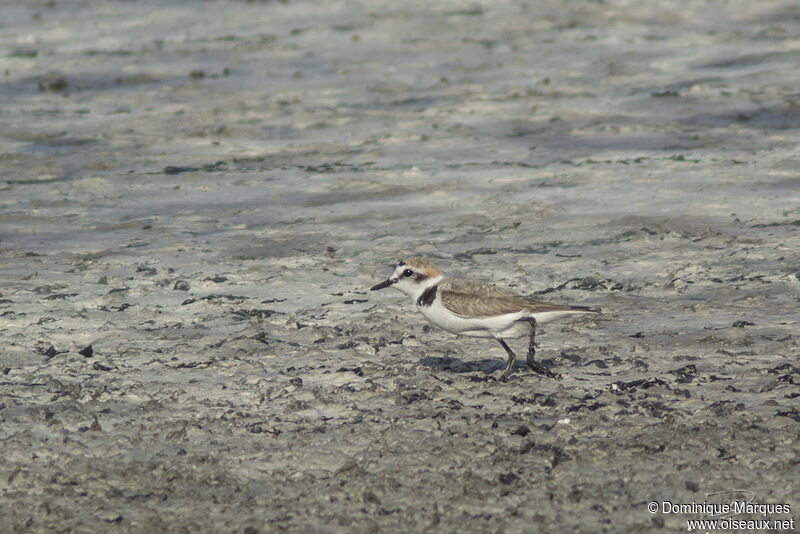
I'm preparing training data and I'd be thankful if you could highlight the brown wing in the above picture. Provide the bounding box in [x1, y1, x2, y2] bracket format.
[439, 278, 596, 318]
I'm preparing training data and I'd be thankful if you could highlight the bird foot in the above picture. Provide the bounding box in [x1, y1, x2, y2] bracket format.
[527, 358, 556, 379]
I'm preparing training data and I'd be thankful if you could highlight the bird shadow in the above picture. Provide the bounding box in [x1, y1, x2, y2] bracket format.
[420, 354, 562, 381]
[420, 355, 518, 375]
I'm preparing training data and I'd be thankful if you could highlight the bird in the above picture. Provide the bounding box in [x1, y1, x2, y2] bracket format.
[370, 257, 600, 380]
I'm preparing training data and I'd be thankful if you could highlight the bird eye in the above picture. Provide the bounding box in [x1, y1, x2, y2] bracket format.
[403, 269, 414, 277]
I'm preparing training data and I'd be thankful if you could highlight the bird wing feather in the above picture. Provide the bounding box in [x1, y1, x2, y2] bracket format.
[439, 278, 596, 318]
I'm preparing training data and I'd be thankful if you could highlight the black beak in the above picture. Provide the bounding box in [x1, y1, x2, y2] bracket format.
[370, 279, 394, 291]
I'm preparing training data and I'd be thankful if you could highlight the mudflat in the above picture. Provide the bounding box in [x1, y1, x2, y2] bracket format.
[1, 1, 798, 532]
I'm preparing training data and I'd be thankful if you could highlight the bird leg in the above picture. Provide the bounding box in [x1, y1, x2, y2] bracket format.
[496, 338, 516, 381]
[524, 318, 555, 378]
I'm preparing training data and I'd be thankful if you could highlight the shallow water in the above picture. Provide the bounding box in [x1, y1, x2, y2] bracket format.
[1, 1, 799, 532]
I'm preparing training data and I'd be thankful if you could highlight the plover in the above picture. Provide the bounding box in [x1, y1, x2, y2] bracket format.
[370, 257, 600, 380]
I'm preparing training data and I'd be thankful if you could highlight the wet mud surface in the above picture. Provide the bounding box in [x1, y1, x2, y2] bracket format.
[1, 1, 798, 532]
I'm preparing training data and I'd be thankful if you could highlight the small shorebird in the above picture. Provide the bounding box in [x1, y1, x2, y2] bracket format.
[370, 257, 600, 380]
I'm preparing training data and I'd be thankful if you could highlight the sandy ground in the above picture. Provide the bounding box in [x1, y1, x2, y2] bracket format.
[1, 1, 799, 532]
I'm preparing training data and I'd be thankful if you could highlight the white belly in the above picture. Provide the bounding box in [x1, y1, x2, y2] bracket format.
[417, 298, 532, 339]
[416, 297, 591, 339]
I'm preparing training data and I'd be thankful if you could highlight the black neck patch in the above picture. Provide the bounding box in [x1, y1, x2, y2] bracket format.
[417, 284, 438, 307]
